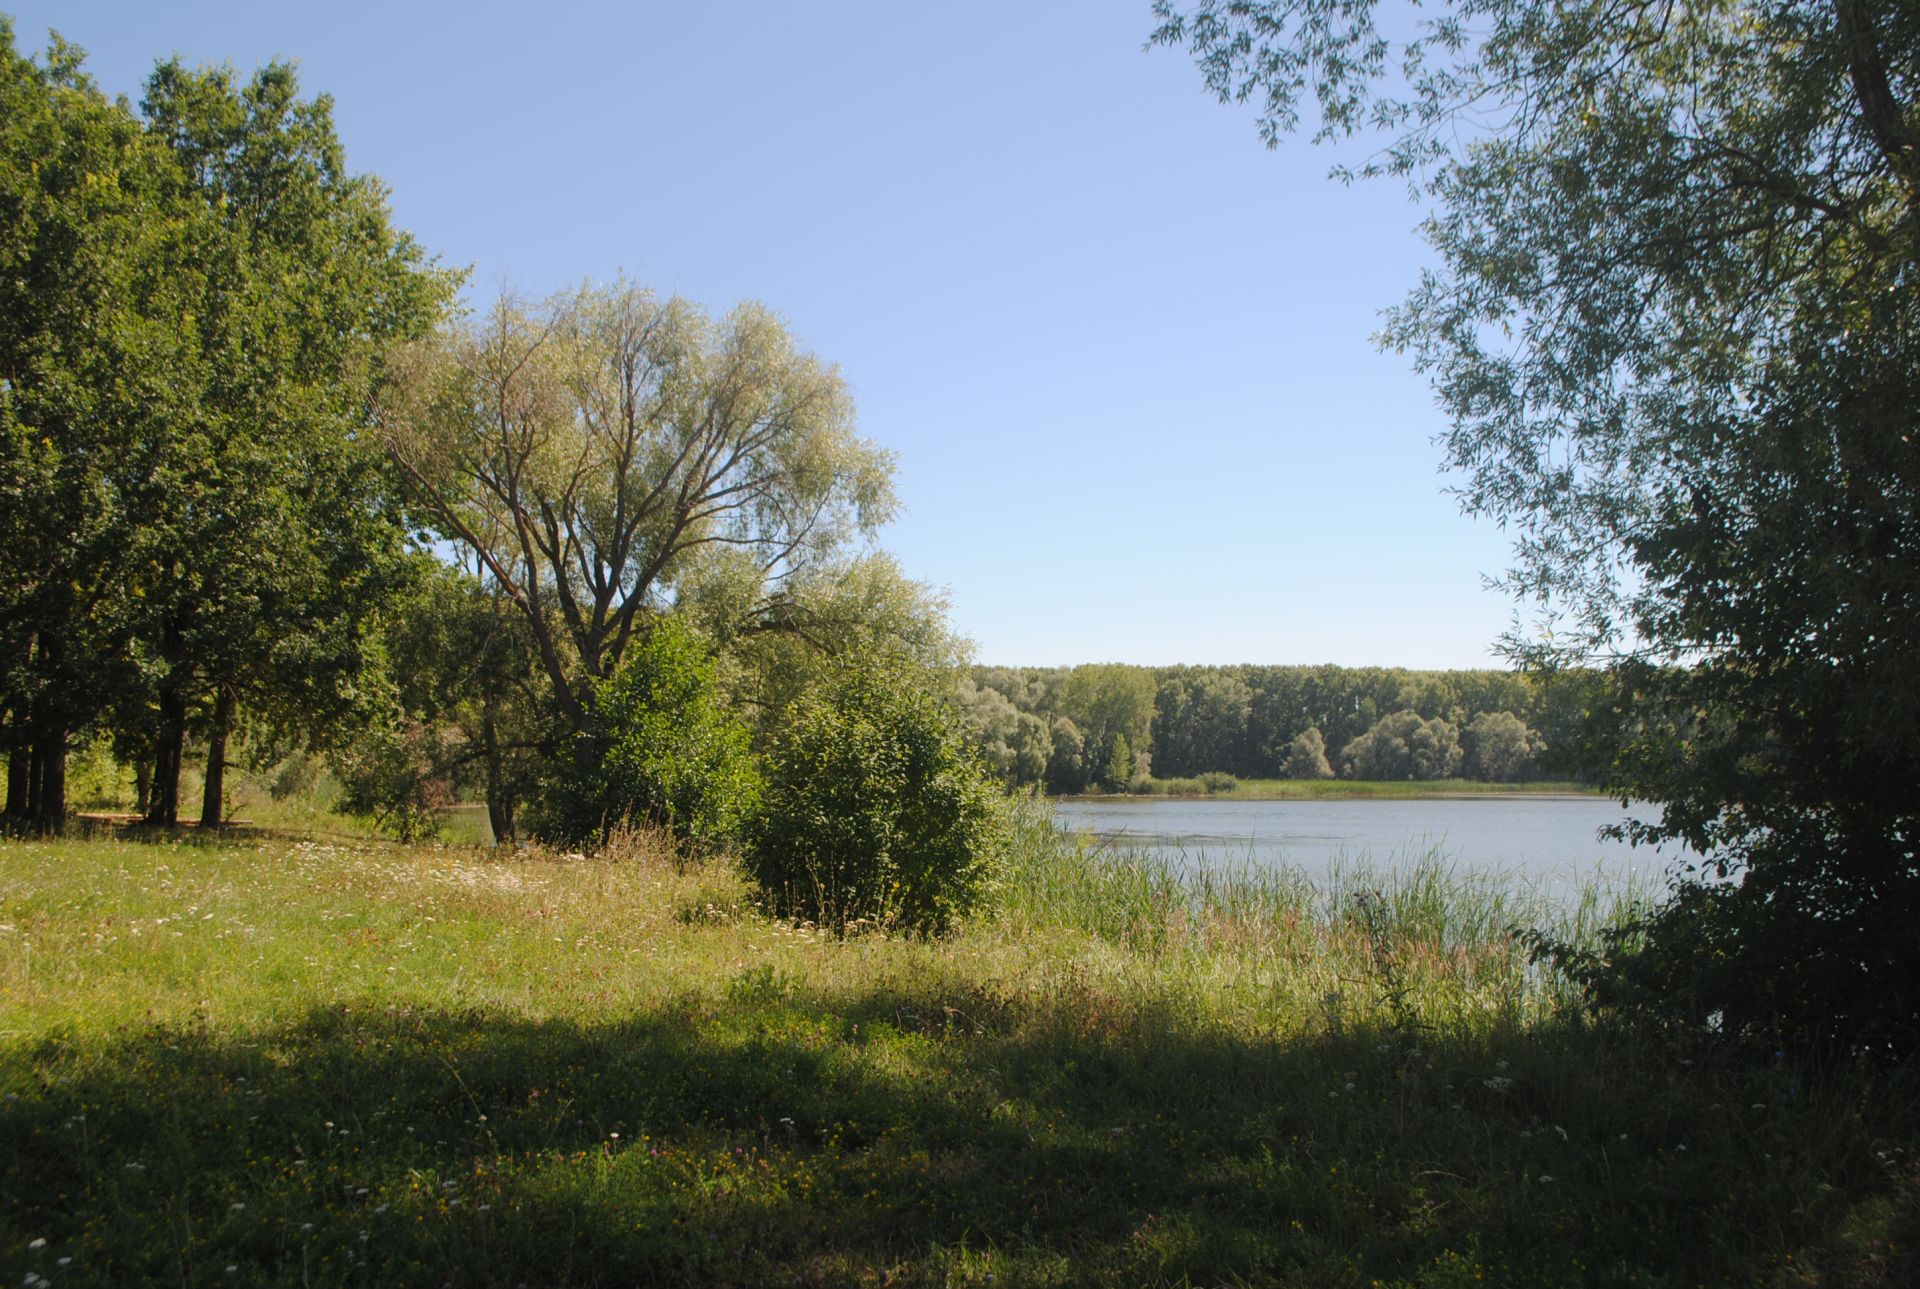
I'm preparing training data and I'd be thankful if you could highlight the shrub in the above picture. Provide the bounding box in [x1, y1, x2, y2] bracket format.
[748, 658, 1008, 934]
[334, 719, 455, 842]
[1198, 770, 1239, 794]
[548, 619, 758, 851]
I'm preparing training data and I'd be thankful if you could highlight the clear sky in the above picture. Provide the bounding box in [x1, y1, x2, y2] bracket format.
[8, 1, 1524, 670]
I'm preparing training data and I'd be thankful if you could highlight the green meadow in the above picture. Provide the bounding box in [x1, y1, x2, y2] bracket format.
[3, 820, 1914, 1287]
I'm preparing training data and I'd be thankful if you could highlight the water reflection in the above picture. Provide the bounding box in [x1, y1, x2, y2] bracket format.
[1051, 795, 1681, 890]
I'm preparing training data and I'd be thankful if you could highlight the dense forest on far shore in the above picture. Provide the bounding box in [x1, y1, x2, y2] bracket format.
[958, 663, 1588, 794]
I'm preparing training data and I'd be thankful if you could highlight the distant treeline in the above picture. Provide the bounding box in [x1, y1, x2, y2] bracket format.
[957, 664, 1593, 793]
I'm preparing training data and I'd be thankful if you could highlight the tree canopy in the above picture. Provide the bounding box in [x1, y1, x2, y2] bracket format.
[377, 283, 896, 738]
[1, 26, 452, 826]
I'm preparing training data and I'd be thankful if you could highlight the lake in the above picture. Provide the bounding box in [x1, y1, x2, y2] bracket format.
[1051, 794, 1683, 891]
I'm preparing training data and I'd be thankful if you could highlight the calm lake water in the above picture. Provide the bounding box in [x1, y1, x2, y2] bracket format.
[1051, 795, 1681, 890]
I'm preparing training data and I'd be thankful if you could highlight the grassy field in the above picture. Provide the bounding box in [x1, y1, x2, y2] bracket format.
[1112, 778, 1601, 801]
[2, 817, 1916, 1286]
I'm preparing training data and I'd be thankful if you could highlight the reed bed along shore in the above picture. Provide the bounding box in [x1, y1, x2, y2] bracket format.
[2, 816, 1915, 1286]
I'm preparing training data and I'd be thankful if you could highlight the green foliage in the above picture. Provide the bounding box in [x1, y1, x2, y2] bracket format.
[1044, 716, 1090, 794]
[1058, 664, 1156, 774]
[1341, 711, 1464, 781]
[1464, 711, 1542, 784]
[378, 282, 896, 740]
[334, 716, 457, 842]
[1282, 725, 1335, 780]
[974, 663, 1579, 787]
[954, 675, 1053, 790]
[0, 27, 190, 825]
[1094, 729, 1135, 791]
[0, 29, 455, 827]
[1153, 670, 1253, 777]
[561, 619, 758, 852]
[369, 560, 558, 843]
[748, 659, 1007, 934]
[692, 552, 967, 743]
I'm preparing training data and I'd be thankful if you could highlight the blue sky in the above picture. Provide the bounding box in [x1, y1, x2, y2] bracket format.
[10, 1, 1523, 669]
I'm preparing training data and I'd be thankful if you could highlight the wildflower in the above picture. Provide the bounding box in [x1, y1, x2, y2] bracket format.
[27, 1240, 46, 1251]
[1539, 1175, 1555, 1184]
[1483, 1076, 1514, 1092]
[229, 1203, 245, 1213]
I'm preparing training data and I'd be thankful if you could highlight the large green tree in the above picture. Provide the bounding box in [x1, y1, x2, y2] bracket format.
[0, 30, 451, 829]
[377, 283, 897, 747]
[1155, 0, 1920, 1049]
[130, 57, 454, 826]
[0, 26, 194, 827]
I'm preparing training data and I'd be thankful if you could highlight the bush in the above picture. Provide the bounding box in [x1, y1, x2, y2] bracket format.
[748, 659, 1008, 935]
[334, 719, 455, 842]
[548, 619, 758, 851]
[1198, 770, 1239, 793]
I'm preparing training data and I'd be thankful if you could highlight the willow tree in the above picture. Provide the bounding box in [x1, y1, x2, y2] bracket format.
[1155, 0, 1920, 1049]
[379, 283, 897, 739]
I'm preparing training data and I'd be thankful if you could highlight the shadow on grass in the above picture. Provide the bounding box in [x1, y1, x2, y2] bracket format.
[4, 980, 1917, 1287]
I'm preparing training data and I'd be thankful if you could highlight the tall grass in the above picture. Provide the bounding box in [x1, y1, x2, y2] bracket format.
[998, 800, 1648, 1030]
[2, 813, 1915, 1286]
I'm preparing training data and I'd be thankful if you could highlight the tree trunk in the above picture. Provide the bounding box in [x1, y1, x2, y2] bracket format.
[149, 687, 188, 826]
[482, 707, 514, 844]
[30, 730, 65, 830]
[5, 746, 26, 820]
[199, 686, 235, 829]
[134, 759, 152, 816]
[28, 741, 45, 821]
